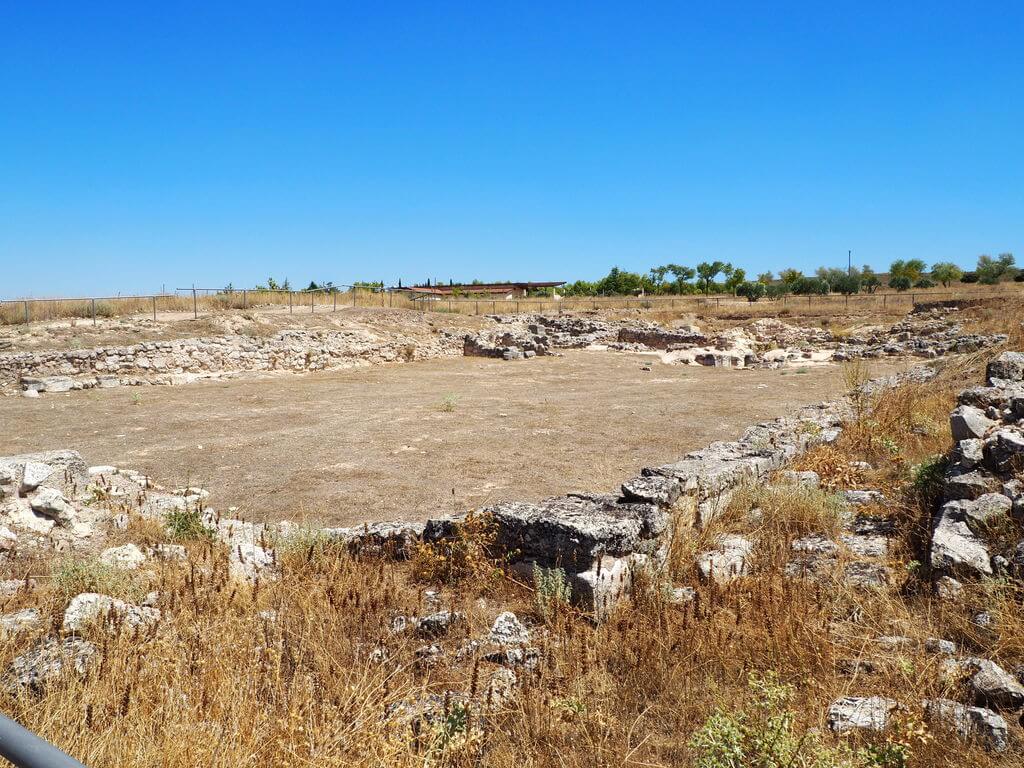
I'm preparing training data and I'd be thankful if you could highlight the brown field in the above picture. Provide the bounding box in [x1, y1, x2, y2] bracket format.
[3, 279, 1023, 327]
[0, 350, 900, 526]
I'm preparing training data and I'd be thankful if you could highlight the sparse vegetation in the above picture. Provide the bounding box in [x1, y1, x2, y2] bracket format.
[532, 563, 572, 621]
[412, 511, 500, 586]
[50, 557, 146, 603]
[164, 506, 213, 541]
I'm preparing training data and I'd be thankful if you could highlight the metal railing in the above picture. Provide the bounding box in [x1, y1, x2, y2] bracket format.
[0, 713, 87, 768]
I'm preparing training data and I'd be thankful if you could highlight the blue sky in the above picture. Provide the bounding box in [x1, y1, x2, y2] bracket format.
[2, 2, 1022, 296]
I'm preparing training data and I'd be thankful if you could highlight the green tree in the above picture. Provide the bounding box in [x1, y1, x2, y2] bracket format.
[791, 276, 829, 295]
[756, 271, 774, 284]
[666, 264, 696, 294]
[561, 280, 597, 296]
[695, 261, 731, 295]
[815, 266, 848, 290]
[976, 253, 1016, 284]
[594, 267, 648, 295]
[861, 265, 881, 293]
[930, 262, 963, 288]
[831, 273, 862, 295]
[888, 259, 927, 286]
[648, 266, 670, 293]
[889, 275, 912, 292]
[778, 268, 803, 286]
[736, 281, 767, 302]
[724, 267, 746, 295]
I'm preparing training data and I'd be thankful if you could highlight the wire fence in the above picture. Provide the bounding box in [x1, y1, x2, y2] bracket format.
[2, 283, 1023, 326]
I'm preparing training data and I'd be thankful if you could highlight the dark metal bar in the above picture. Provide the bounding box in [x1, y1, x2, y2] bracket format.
[0, 713, 88, 768]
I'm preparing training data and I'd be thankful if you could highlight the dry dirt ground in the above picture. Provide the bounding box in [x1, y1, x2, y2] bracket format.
[0, 350, 903, 526]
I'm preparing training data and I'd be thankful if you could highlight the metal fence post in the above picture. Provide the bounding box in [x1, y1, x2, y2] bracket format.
[311, 292, 314, 313]
[91, 298, 96, 325]
[152, 295, 157, 321]
[192, 287, 197, 319]
[243, 289, 247, 309]
[352, 287, 357, 306]
[333, 291, 337, 311]
[24, 301, 28, 324]
[289, 291, 293, 313]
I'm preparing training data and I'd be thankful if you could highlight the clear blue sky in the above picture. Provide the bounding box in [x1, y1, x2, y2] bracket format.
[2, 2, 1022, 297]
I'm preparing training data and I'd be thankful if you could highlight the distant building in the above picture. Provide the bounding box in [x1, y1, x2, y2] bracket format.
[391, 281, 565, 299]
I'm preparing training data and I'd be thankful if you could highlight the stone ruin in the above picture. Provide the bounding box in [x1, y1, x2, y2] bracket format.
[4, 351, 1024, 752]
[928, 351, 1024, 581]
[1, 327, 464, 395]
[2, 302, 1008, 396]
[463, 305, 1006, 370]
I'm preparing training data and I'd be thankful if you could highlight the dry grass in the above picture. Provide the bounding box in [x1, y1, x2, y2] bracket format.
[1, 302, 1022, 766]
[5, 283, 1024, 326]
[1, 471, 1021, 767]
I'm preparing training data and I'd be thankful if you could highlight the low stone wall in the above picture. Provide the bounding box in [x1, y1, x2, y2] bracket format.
[418, 365, 936, 615]
[0, 328, 463, 393]
[929, 351, 1024, 581]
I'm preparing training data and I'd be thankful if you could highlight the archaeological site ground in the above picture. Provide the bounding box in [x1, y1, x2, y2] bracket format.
[1, 296, 1023, 767]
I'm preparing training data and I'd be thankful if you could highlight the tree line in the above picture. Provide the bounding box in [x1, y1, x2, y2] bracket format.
[560, 253, 1019, 300]
[231, 253, 1019, 300]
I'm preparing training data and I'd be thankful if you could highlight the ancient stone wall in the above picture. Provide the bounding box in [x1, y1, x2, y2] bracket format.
[0, 328, 463, 393]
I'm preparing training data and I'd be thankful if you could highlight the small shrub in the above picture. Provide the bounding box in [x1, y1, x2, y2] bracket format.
[412, 511, 499, 586]
[533, 563, 572, 621]
[689, 671, 854, 768]
[439, 393, 458, 412]
[793, 445, 864, 491]
[165, 507, 213, 541]
[909, 455, 947, 503]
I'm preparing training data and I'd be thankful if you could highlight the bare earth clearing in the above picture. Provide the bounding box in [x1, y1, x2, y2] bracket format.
[0, 350, 898, 525]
